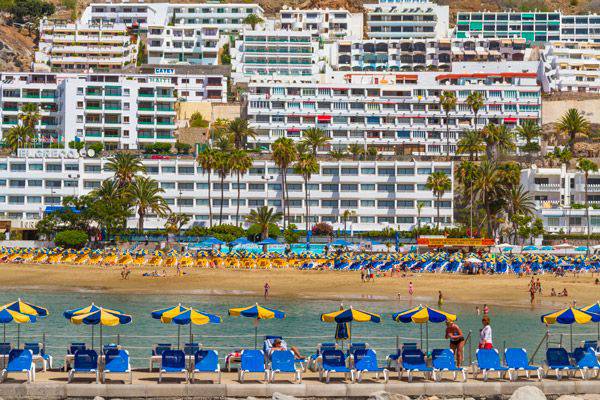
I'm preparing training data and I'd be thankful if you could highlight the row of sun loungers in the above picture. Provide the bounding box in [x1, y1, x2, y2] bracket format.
[0, 341, 598, 384]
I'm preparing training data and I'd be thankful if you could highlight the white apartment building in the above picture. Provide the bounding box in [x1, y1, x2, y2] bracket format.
[0, 151, 454, 232]
[244, 62, 541, 155]
[540, 41, 600, 93]
[146, 25, 226, 65]
[521, 165, 600, 234]
[0, 70, 227, 150]
[81, 2, 264, 33]
[329, 38, 528, 72]
[277, 7, 364, 41]
[35, 19, 138, 72]
[231, 30, 324, 83]
[365, 0, 449, 40]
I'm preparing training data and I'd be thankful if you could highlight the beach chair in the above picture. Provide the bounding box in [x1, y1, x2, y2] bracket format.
[67, 350, 99, 383]
[184, 343, 200, 356]
[308, 342, 337, 371]
[574, 348, 600, 379]
[159, 350, 188, 383]
[431, 349, 466, 382]
[24, 342, 52, 372]
[149, 343, 171, 372]
[263, 335, 283, 358]
[582, 340, 598, 353]
[238, 350, 268, 383]
[504, 348, 542, 381]
[475, 348, 508, 381]
[353, 349, 388, 383]
[0, 343, 11, 357]
[401, 348, 432, 382]
[68, 343, 86, 354]
[101, 349, 132, 384]
[319, 349, 354, 383]
[269, 350, 302, 383]
[0, 349, 35, 383]
[546, 347, 580, 380]
[191, 350, 221, 383]
[386, 342, 417, 370]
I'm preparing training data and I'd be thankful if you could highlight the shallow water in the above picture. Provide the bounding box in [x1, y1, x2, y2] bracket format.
[1, 290, 597, 367]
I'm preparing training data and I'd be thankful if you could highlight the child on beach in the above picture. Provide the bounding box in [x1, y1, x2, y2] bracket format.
[408, 281, 414, 297]
[483, 304, 489, 315]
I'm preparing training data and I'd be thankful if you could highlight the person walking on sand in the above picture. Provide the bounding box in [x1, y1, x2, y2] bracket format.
[438, 290, 444, 307]
[408, 281, 414, 297]
[479, 316, 493, 349]
[476, 306, 481, 316]
[483, 304, 489, 315]
[264, 282, 270, 299]
[530, 283, 536, 304]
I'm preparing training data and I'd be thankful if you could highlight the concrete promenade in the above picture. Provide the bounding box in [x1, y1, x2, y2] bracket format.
[0, 378, 599, 399]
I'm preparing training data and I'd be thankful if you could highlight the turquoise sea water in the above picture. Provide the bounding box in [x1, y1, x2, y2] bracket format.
[0, 290, 598, 368]
[188, 244, 326, 255]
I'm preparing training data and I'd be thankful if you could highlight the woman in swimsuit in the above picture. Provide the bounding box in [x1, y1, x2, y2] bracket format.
[445, 320, 464, 366]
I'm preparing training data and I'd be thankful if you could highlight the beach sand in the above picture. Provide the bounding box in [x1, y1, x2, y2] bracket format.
[0, 262, 597, 308]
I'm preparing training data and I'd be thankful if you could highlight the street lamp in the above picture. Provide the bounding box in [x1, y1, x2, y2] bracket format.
[178, 190, 183, 213]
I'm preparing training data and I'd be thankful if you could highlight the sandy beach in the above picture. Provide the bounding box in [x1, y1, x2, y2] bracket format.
[0, 263, 597, 308]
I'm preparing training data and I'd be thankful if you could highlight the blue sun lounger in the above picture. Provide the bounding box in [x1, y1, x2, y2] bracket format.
[102, 349, 132, 384]
[238, 350, 268, 383]
[476, 349, 508, 381]
[67, 350, 98, 383]
[401, 348, 432, 382]
[386, 342, 418, 370]
[353, 349, 388, 383]
[319, 349, 354, 383]
[431, 349, 466, 382]
[574, 348, 600, 379]
[0, 349, 35, 383]
[546, 348, 580, 380]
[149, 343, 172, 372]
[191, 350, 221, 383]
[308, 342, 337, 371]
[24, 342, 52, 372]
[504, 348, 542, 381]
[269, 350, 302, 383]
[159, 350, 188, 383]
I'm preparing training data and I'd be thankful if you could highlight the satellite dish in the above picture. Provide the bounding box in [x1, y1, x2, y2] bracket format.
[79, 148, 87, 157]
[87, 148, 96, 157]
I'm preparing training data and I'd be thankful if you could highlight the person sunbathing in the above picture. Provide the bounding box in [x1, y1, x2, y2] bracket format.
[550, 288, 557, 297]
[270, 339, 304, 360]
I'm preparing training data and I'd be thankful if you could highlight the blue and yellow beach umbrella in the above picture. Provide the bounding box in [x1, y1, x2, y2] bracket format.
[152, 304, 221, 348]
[580, 302, 600, 340]
[393, 305, 456, 354]
[229, 303, 285, 349]
[1, 299, 48, 347]
[321, 306, 380, 344]
[65, 303, 132, 350]
[541, 307, 600, 351]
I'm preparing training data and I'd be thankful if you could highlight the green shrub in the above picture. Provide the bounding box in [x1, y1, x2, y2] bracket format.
[54, 230, 88, 249]
[247, 223, 280, 240]
[144, 142, 172, 154]
[189, 112, 209, 128]
[68, 140, 84, 151]
[88, 142, 103, 155]
[175, 141, 191, 154]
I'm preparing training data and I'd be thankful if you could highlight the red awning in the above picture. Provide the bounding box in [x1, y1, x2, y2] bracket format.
[504, 117, 518, 123]
[317, 115, 332, 122]
[287, 128, 300, 132]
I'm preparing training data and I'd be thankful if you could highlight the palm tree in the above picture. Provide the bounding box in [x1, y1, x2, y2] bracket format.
[91, 178, 122, 200]
[466, 91, 484, 131]
[329, 149, 347, 161]
[425, 171, 452, 230]
[126, 176, 169, 232]
[214, 151, 231, 225]
[228, 118, 256, 150]
[456, 129, 485, 161]
[19, 103, 41, 130]
[243, 14, 264, 30]
[272, 137, 297, 229]
[197, 146, 217, 227]
[439, 91, 457, 157]
[245, 206, 282, 241]
[456, 161, 479, 237]
[230, 149, 253, 227]
[480, 123, 515, 161]
[347, 143, 364, 160]
[165, 213, 191, 235]
[341, 210, 357, 238]
[515, 120, 541, 163]
[577, 157, 599, 247]
[105, 153, 146, 187]
[302, 127, 330, 157]
[556, 108, 590, 153]
[294, 152, 319, 233]
[3, 125, 35, 152]
[507, 185, 535, 244]
[546, 146, 573, 168]
[474, 161, 501, 237]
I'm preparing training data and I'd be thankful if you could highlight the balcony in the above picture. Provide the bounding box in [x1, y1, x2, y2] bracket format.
[535, 183, 561, 192]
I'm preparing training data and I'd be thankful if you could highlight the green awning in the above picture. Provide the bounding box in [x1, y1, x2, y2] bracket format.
[522, 32, 535, 41]
[469, 21, 483, 30]
[457, 21, 469, 25]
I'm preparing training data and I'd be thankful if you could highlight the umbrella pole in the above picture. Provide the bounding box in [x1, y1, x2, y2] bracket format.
[17, 324, 20, 349]
[177, 325, 181, 349]
[420, 324, 423, 350]
[254, 322, 258, 350]
[189, 323, 192, 344]
[426, 322, 429, 356]
[92, 325, 94, 351]
[100, 324, 103, 356]
[570, 324, 573, 352]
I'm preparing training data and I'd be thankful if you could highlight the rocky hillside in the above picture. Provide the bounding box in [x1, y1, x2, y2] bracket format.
[0, 22, 35, 71]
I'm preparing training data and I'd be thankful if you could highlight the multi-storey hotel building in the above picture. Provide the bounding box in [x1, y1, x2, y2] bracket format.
[231, 30, 323, 83]
[540, 41, 600, 92]
[329, 38, 528, 72]
[146, 25, 226, 65]
[244, 63, 541, 155]
[455, 12, 600, 43]
[35, 19, 138, 72]
[277, 7, 363, 41]
[521, 165, 600, 234]
[0, 152, 454, 233]
[81, 2, 264, 33]
[365, 0, 449, 40]
[0, 69, 227, 149]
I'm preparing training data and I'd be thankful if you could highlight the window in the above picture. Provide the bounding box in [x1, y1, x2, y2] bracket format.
[361, 216, 375, 223]
[378, 200, 395, 208]
[340, 200, 358, 207]
[84, 164, 101, 173]
[397, 168, 414, 175]
[397, 216, 414, 224]
[341, 167, 358, 175]
[378, 184, 395, 192]
[249, 183, 265, 191]
[213, 183, 229, 190]
[29, 163, 43, 171]
[161, 182, 176, 189]
[361, 200, 375, 207]
[547, 217, 561, 226]
[28, 180, 42, 187]
[321, 184, 338, 192]
[397, 184, 414, 191]
[65, 164, 79, 171]
[162, 166, 176, 173]
[341, 184, 358, 191]
[378, 168, 395, 176]
[361, 184, 375, 191]
[196, 199, 209, 206]
[178, 166, 194, 174]
[322, 167, 339, 176]
[197, 183, 209, 189]
[178, 182, 194, 191]
[361, 167, 376, 175]
[322, 200, 338, 207]
[46, 164, 62, 172]
[248, 199, 264, 207]
[417, 167, 432, 175]
[28, 196, 42, 204]
[397, 200, 414, 208]
[178, 198, 193, 207]
[10, 163, 25, 172]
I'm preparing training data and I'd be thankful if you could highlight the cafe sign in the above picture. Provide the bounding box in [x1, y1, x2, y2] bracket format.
[417, 238, 495, 247]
